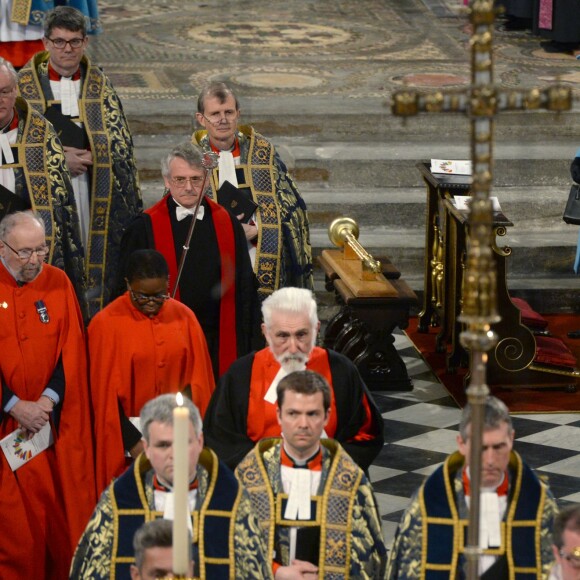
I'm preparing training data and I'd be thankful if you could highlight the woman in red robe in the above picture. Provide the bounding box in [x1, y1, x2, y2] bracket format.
[89, 249, 215, 493]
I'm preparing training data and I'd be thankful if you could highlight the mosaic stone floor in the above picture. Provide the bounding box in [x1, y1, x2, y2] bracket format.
[86, 0, 580, 110]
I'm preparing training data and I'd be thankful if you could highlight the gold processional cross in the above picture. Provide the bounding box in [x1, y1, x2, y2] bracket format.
[391, 1, 571, 576]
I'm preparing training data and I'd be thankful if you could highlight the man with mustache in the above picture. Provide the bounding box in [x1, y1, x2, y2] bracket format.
[204, 287, 384, 471]
[0, 56, 86, 313]
[387, 396, 558, 579]
[0, 211, 95, 579]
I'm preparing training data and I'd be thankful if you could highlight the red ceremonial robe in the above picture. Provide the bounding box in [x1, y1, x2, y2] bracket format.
[0, 263, 96, 580]
[148, 196, 238, 377]
[204, 347, 384, 471]
[89, 293, 215, 493]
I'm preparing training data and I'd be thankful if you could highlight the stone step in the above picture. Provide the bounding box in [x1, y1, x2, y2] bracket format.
[125, 96, 580, 142]
[133, 135, 579, 186]
[303, 185, 573, 230]
[285, 141, 578, 187]
[140, 180, 576, 232]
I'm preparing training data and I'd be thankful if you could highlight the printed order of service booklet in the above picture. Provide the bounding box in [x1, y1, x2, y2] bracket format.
[431, 159, 472, 175]
[453, 195, 502, 212]
[0, 422, 53, 471]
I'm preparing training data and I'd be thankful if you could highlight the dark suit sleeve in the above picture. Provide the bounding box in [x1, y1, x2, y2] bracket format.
[2, 358, 65, 426]
[118, 400, 142, 451]
[203, 354, 256, 469]
[45, 355, 65, 430]
[1, 378, 15, 420]
[328, 350, 384, 472]
[231, 215, 263, 355]
[46, 355, 65, 402]
[114, 214, 153, 299]
[571, 156, 580, 183]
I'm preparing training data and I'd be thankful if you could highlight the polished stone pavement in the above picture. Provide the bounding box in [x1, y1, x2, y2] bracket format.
[85, 0, 580, 550]
[88, 0, 580, 105]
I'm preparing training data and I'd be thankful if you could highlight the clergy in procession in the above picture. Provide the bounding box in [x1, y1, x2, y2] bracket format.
[0, 57, 87, 312]
[89, 249, 215, 494]
[119, 141, 260, 380]
[387, 396, 558, 579]
[204, 286, 384, 471]
[236, 370, 387, 578]
[193, 81, 313, 301]
[18, 5, 141, 316]
[70, 394, 273, 580]
[0, 211, 95, 579]
[130, 519, 194, 580]
[549, 505, 580, 580]
[533, 0, 580, 53]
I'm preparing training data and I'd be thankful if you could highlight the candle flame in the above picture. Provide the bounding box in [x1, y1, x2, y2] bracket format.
[176, 392, 184, 406]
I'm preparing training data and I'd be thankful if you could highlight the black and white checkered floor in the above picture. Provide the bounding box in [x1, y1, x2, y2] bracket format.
[370, 331, 580, 547]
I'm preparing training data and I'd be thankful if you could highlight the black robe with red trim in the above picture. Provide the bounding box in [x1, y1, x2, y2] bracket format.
[204, 347, 385, 471]
[118, 194, 261, 379]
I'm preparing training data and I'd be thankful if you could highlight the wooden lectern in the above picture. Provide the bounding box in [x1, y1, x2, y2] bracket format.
[319, 218, 417, 391]
[417, 163, 579, 389]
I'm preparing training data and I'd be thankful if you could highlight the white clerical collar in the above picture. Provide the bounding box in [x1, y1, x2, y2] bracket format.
[0, 132, 14, 166]
[174, 200, 205, 222]
[464, 468, 506, 549]
[218, 150, 238, 188]
[283, 468, 312, 520]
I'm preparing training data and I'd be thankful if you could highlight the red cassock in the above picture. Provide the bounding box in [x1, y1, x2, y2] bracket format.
[89, 293, 215, 493]
[0, 263, 96, 580]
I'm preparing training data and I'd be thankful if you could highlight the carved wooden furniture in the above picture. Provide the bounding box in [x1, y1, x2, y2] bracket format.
[446, 200, 579, 389]
[417, 163, 579, 389]
[416, 162, 471, 335]
[319, 219, 418, 391]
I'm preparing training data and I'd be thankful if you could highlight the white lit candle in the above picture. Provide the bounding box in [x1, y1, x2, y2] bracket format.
[172, 392, 189, 575]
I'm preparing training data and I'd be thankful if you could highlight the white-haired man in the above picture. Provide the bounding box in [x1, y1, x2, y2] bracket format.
[204, 287, 384, 471]
[71, 394, 272, 579]
[0, 56, 87, 313]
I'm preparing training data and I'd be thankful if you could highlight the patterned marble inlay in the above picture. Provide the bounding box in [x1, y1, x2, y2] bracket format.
[231, 71, 328, 89]
[187, 22, 352, 49]
[394, 72, 470, 88]
[104, 69, 180, 97]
